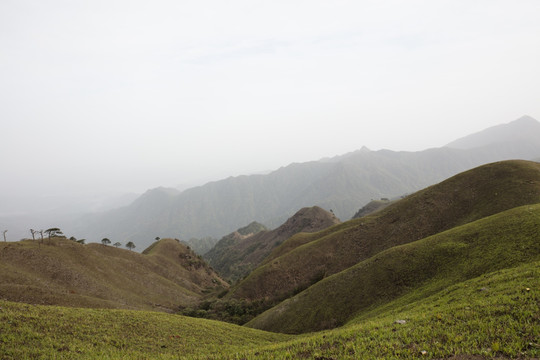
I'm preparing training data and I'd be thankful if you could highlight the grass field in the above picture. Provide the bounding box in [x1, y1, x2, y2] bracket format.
[2, 161, 539, 359]
[0, 300, 290, 359]
[247, 203, 540, 334]
[1, 260, 538, 359]
[235, 261, 540, 359]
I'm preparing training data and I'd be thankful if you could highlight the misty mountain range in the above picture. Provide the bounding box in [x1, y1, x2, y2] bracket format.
[56, 115, 540, 250]
[3, 115, 540, 250]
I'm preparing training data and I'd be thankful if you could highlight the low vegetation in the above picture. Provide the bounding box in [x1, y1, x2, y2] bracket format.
[203, 221, 268, 281]
[0, 299, 291, 359]
[178, 296, 274, 325]
[1, 261, 537, 359]
[233, 261, 540, 359]
[0, 238, 227, 311]
[205, 207, 340, 282]
[2, 160, 539, 358]
[229, 160, 540, 303]
[247, 203, 540, 333]
[351, 197, 395, 218]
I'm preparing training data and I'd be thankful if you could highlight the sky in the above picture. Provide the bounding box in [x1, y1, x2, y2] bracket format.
[1, 0, 540, 210]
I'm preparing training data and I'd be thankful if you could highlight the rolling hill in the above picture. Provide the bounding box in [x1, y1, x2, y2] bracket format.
[227, 160, 540, 304]
[1, 260, 538, 359]
[351, 197, 395, 218]
[66, 116, 540, 250]
[204, 206, 340, 281]
[246, 203, 540, 333]
[2, 161, 540, 358]
[0, 238, 227, 312]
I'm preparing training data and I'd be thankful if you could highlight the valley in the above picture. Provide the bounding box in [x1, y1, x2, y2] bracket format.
[3, 0, 540, 357]
[1, 118, 540, 359]
[1, 261, 538, 359]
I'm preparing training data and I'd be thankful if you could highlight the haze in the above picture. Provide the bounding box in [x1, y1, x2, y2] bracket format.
[1, 1, 540, 215]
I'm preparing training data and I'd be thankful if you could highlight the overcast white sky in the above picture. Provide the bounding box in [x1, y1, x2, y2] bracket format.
[1, 0, 540, 204]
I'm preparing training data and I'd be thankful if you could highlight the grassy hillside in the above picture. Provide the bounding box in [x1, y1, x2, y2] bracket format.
[205, 207, 340, 281]
[0, 299, 291, 360]
[246, 203, 540, 333]
[1, 260, 538, 359]
[0, 238, 227, 311]
[351, 198, 395, 218]
[237, 261, 540, 359]
[230, 160, 540, 302]
[202, 221, 268, 280]
[3, 160, 539, 358]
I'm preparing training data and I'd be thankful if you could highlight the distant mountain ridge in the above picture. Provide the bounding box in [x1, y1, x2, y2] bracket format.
[446, 115, 540, 149]
[204, 206, 340, 281]
[68, 116, 540, 250]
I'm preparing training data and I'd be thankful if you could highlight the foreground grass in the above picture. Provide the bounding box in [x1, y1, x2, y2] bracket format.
[228, 261, 540, 359]
[1, 261, 538, 359]
[0, 302, 290, 359]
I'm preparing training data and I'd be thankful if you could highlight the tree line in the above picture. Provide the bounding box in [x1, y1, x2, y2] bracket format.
[1, 227, 136, 251]
[100, 237, 135, 250]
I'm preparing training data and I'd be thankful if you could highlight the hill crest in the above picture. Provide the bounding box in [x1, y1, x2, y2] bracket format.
[205, 206, 340, 281]
[229, 160, 540, 303]
[0, 237, 227, 311]
[247, 203, 540, 333]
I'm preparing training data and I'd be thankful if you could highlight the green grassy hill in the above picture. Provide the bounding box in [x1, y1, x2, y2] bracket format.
[202, 221, 268, 280]
[2, 161, 540, 358]
[0, 238, 227, 311]
[351, 198, 395, 219]
[229, 160, 540, 303]
[1, 260, 538, 359]
[238, 260, 540, 359]
[246, 203, 540, 333]
[0, 299, 291, 360]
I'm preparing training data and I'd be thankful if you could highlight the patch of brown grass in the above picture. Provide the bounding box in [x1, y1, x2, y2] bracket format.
[0, 238, 227, 312]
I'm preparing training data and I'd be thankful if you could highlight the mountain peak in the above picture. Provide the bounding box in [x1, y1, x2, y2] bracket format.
[514, 114, 537, 124]
[279, 206, 340, 235]
[147, 187, 180, 196]
[445, 115, 540, 150]
[132, 187, 179, 206]
[204, 206, 340, 281]
[237, 221, 267, 236]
